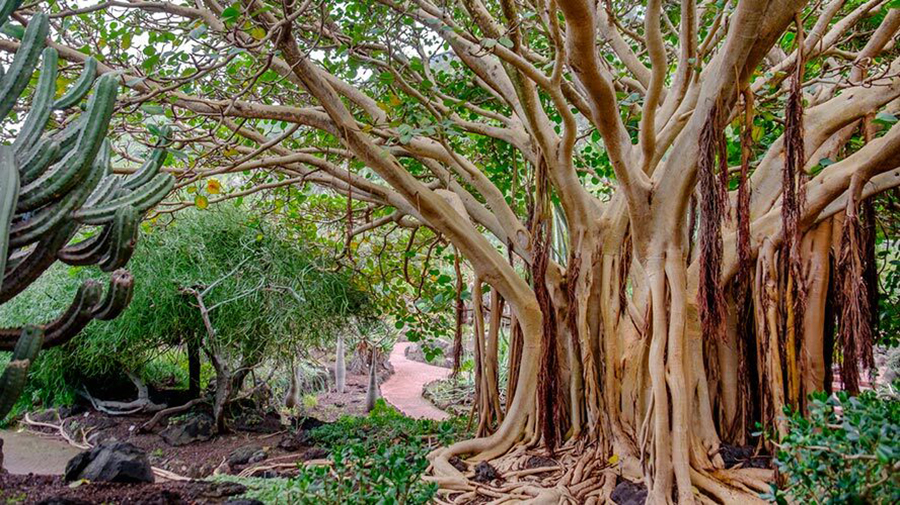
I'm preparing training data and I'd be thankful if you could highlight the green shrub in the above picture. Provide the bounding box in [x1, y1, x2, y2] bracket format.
[309, 399, 467, 450]
[762, 384, 900, 504]
[218, 401, 468, 504]
[0, 206, 371, 416]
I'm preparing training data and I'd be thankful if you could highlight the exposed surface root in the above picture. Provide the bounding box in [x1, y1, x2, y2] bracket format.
[429, 440, 773, 504]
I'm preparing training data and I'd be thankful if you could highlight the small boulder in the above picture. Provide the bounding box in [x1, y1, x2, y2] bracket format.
[64, 441, 154, 483]
[472, 461, 501, 483]
[227, 445, 268, 467]
[448, 456, 467, 472]
[301, 447, 328, 461]
[160, 414, 214, 446]
[199, 481, 247, 498]
[278, 431, 309, 452]
[611, 478, 648, 505]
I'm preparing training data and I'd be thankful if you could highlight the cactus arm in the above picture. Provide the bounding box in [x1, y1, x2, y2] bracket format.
[0, 326, 42, 420]
[40, 279, 103, 348]
[0, 0, 23, 27]
[0, 278, 101, 351]
[53, 57, 97, 110]
[0, 146, 19, 280]
[16, 76, 117, 212]
[12, 47, 57, 156]
[0, 12, 48, 120]
[57, 225, 112, 266]
[74, 173, 174, 225]
[8, 154, 104, 249]
[20, 138, 60, 185]
[121, 125, 171, 190]
[122, 149, 167, 191]
[0, 221, 77, 304]
[98, 206, 138, 272]
[91, 269, 134, 320]
[85, 175, 123, 207]
[51, 113, 87, 155]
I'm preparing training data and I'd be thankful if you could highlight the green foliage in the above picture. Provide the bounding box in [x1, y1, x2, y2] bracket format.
[762, 385, 900, 505]
[0, 205, 370, 409]
[217, 401, 468, 504]
[230, 442, 436, 505]
[309, 398, 467, 451]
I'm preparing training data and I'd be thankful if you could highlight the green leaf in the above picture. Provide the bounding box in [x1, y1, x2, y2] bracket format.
[141, 104, 165, 115]
[874, 111, 898, 124]
[498, 36, 514, 48]
[481, 38, 496, 49]
[0, 22, 25, 40]
[221, 6, 240, 20]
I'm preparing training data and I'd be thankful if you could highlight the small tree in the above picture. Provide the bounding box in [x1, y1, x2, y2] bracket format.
[3, 205, 370, 431]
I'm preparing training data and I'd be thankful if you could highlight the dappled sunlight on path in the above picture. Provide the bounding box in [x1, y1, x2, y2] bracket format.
[381, 342, 452, 421]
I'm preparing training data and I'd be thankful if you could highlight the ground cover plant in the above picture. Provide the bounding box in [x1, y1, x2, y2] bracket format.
[763, 384, 900, 505]
[219, 400, 469, 504]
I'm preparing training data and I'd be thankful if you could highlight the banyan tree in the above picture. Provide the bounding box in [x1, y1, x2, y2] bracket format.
[11, 0, 900, 502]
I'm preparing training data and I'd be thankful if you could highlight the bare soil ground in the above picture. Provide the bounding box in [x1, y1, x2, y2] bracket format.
[0, 472, 254, 504]
[0, 373, 379, 504]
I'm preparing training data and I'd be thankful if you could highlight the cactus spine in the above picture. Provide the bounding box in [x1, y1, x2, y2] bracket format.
[0, 0, 175, 421]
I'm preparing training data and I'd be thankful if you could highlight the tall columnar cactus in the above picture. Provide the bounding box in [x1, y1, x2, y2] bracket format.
[0, 0, 174, 419]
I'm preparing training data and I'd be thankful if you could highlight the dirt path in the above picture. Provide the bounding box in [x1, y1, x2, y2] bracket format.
[381, 342, 452, 420]
[1, 429, 82, 475]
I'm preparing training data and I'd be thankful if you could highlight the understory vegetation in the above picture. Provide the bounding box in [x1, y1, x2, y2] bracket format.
[767, 383, 900, 504]
[218, 400, 469, 504]
[0, 205, 369, 424]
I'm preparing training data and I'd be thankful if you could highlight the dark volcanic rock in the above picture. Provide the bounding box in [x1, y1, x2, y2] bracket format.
[611, 478, 648, 505]
[295, 416, 329, 431]
[301, 447, 328, 461]
[227, 445, 268, 467]
[719, 444, 770, 469]
[448, 456, 467, 472]
[64, 441, 154, 484]
[224, 500, 264, 505]
[160, 414, 214, 446]
[472, 461, 501, 483]
[525, 455, 557, 469]
[197, 481, 247, 498]
[278, 430, 310, 451]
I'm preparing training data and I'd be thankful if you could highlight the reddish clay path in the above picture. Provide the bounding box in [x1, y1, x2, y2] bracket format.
[381, 342, 452, 421]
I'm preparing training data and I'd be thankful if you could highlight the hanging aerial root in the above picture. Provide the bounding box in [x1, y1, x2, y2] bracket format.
[697, 101, 728, 342]
[452, 246, 464, 374]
